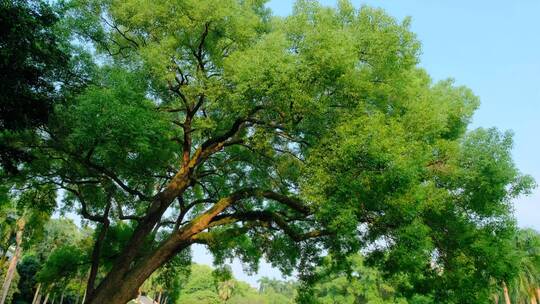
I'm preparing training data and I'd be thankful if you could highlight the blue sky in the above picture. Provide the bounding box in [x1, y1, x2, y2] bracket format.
[194, 0, 540, 286]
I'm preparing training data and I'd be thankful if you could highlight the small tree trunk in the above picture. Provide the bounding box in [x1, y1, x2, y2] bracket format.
[81, 287, 87, 304]
[503, 282, 512, 304]
[32, 283, 41, 304]
[0, 249, 20, 304]
[0, 218, 26, 304]
[59, 290, 65, 304]
[43, 292, 50, 304]
[531, 291, 538, 304]
[156, 291, 162, 304]
[537, 289, 540, 304]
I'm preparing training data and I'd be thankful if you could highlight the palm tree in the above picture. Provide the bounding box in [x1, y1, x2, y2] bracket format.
[510, 259, 537, 304]
[217, 279, 235, 302]
[508, 229, 540, 304]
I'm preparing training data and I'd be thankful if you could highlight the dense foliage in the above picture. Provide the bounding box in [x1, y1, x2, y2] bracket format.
[0, 0, 89, 173]
[0, 0, 537, 303]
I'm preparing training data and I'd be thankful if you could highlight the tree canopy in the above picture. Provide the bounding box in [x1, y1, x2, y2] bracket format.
[1, 0, 535, 303]
[0, 0, 89, 173]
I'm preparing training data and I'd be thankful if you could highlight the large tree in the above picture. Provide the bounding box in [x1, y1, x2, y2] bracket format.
[10, 0, 533, 303]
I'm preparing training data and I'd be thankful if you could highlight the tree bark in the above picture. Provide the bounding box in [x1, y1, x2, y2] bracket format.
[84, 174, 192, 304]
[86, 187, 286, 304]
[84, 177, 234, 304]
[83, 186, 306, 304]
[0, 218, 25, 304]
[84, 237, 192, 304]
[503, 281, 511, 304]
[85, 204, 110, 300]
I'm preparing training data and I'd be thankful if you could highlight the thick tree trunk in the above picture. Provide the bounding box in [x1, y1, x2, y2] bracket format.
[84, 240, 191, 304]
[85, 165, 237, 304]
[503, 282, 512, 304]
[84, 195, 229, 304]
[32, 283, 41, 304]
[85, 178, 191, 304]
[85, 213, 110, 300]
[0, 218, 25, 304]
[82, 242, 160, 303]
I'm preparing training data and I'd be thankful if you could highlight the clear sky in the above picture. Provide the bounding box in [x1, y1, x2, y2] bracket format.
[197, 0, 540, 287]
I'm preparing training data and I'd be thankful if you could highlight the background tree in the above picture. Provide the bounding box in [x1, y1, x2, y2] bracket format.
[508, 229, 540, 304]
[298, 254, 408, 304]
[157, 263, 295, 304]
[5, 0, 534, 303]
[13, 255, 40, 304]
[0, 188, 55, 304]
[10, 218, 91, 304]
[138, 250, 191, 303]
[177, 264, 221, 304]
[36, 244, 86, 302]
[257, 277, 296, 304]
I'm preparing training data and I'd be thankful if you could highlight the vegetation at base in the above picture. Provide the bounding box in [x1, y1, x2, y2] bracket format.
[0, 0, 538, 303]
[1, 216, 539, 303]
